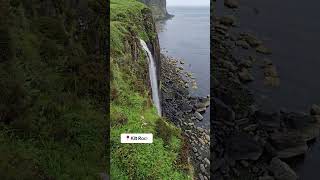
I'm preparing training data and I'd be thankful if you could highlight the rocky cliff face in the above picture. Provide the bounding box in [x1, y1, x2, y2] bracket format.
[139, 0, 171, 20]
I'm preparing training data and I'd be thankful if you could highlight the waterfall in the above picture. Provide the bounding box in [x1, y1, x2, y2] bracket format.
[140, 39, 162, 116]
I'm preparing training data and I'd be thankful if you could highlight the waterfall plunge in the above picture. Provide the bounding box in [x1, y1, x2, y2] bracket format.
[140, 39, 162, 116]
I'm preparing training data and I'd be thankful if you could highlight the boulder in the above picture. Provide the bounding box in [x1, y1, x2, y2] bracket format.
[219, 15, 236, 26]
[283, 112, 320, 141]
[270, 131, 307, 158]
[256, 45, 272, 54]
[226, 133, 263, 161]
[242, 33, 262, 47]
[310, 104, 320, 115]
[224, 0, 239, 8]
[269, 157, 298, 180]
[195, 112, 204, 120]
[200, 164, 206, 173]
[200, 97, 210, 107]
[194, 102, 207, 112]
[255, 111, 281, 130]
[236, 40, 250, 49]
[238, 68, 254, 82]
[239, 59, 253, 68]
[213, 97, 235, 121]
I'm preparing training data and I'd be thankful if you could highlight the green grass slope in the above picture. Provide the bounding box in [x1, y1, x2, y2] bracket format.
[110, 0, 192, 179]
[0, 0, 107, 179]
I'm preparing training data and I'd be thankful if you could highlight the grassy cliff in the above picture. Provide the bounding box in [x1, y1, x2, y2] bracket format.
[0, 0, 107, 179]
[110, 0, 191, 179]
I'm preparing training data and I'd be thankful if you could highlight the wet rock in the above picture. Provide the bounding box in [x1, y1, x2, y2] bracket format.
[219, 15, 236, 26]
[204, 158, 210, 166]
[197, 127, 204, 132]
[199, 138, 206, 145]
[310, 104, 320, 115]
[195, 112, 204, 120]
[226, 133, 263, 161]
[221, 59, 237, 71]
[264, 64, 278, 77]
[256, 111, 281, 130]
[241, 33, 262, 47]
[244, 124, 258, 131]
[270, 131, 307, 158]
[256, 45, 272, 54]
[224, 0, 239, 8]
[199, 174, 205, 180]
[195, 102, 207, 112]
[212, 158, 226, 172]
[283, 112, 320, 141]
[240, 160, 249, 167]
[213, 97, 235, 121]
[180, 103, 193, 113]
[236, 40, 250, 49]
[238, 68, 254, 82]
[263, 64, 280, 87]
[200, 164, 206, 173]
[200, 97, 210, 107]
[269, 157, 298, 180]
[261, 58, 273, 67]
[235, 118, 250, 126]
[193, 147, 198, 153]
[205, 134, 210, 141]
[239, 59, 254, 68]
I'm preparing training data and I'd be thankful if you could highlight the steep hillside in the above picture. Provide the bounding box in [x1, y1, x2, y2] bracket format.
[138, 0, 172, 20]
[0, 0, 107, 179]
[110, 0, 191, 179]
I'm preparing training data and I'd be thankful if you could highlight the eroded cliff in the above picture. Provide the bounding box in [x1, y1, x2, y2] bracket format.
[139, 0, 172, 20]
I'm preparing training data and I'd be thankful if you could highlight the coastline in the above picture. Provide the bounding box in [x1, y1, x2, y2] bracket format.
[161, 55, 210, 179]
[212, 1, 320, 179]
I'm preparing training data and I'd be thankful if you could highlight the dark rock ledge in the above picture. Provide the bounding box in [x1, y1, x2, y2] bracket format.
[161, 55, 210, 180]
[211, 1, 320, 180]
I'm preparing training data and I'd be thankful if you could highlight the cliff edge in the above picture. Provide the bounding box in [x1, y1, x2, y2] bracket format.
[139, 0, 173, 20]
[110, 0, 191, 179]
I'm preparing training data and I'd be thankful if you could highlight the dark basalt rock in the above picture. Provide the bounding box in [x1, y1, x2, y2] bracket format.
[255, 111, 282, 131]
[270, 131, 307, 159]
[310, 104, 320, 115]
[213, 97, 235, 122]
[226, 133, 263, 161]
[224, 0, 239, 8]
[269, 158, 298, 180]
[282, 112, 320, 141]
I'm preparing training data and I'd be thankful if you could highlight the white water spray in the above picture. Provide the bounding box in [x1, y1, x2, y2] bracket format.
[140, 39, 162, 116]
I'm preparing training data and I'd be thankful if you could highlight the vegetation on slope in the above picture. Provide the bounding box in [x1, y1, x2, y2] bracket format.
[110, 0, 192, 179]
[0, 0, 107, 179]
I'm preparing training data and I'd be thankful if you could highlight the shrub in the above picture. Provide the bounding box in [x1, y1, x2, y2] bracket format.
[0, 71, 28, 124]
[37, 17, 68, 44]
[110, 112, 128, 127]
[155, 118, 178, 145]
[0, 27, 12, 62]
[176, 136, 191, 171]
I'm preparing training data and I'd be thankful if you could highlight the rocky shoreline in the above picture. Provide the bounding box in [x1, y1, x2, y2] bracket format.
[212, 1, 320, 180]
[161, 55, 210, 180]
